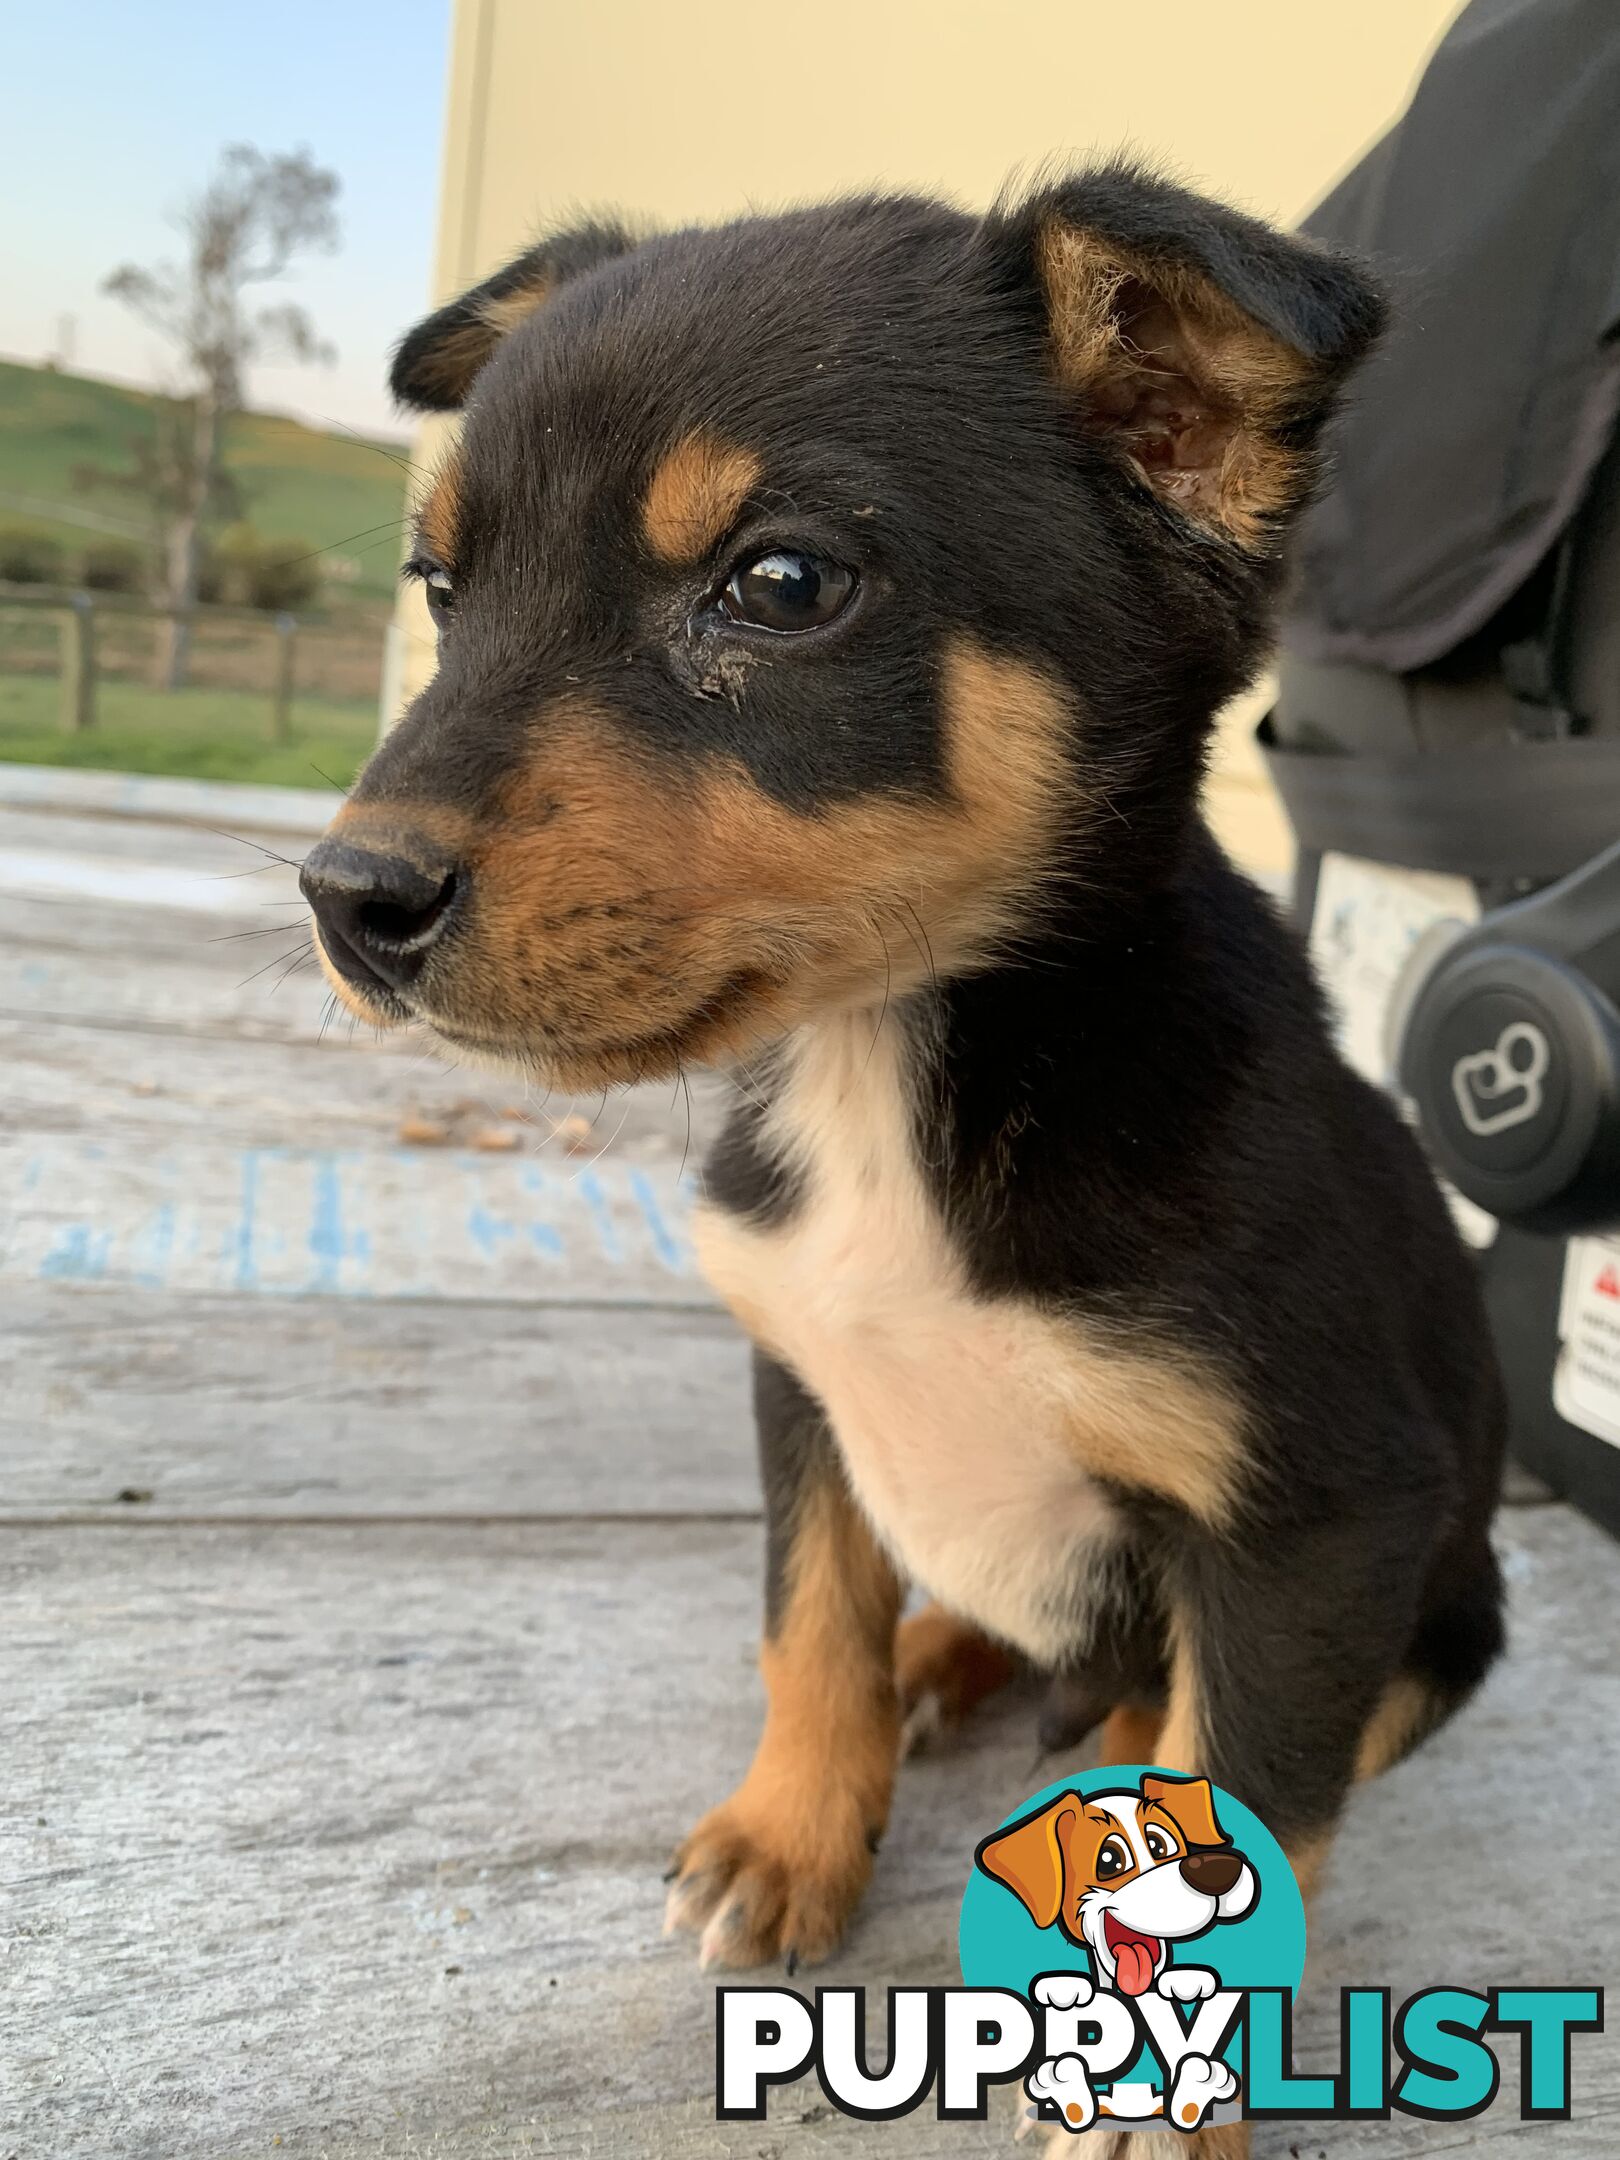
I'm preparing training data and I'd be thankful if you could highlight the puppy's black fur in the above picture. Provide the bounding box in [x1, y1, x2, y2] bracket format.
[305, 163, 1505, 1982]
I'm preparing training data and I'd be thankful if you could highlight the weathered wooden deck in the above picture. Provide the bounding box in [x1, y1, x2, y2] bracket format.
[3, 768, 1616, 2157]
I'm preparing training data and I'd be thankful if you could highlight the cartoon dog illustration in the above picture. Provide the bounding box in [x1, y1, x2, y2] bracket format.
[979, 1774, 1256, 2135]
[976, 1772, 1257, 1998]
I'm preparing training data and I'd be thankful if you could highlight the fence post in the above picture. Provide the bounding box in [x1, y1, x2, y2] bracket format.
[59, 591, 96, 733]
[271, 612, 297, 743]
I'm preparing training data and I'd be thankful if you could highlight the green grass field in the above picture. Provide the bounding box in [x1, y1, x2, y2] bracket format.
[0, 357, 412, 599]
[0, 672, 376, 789]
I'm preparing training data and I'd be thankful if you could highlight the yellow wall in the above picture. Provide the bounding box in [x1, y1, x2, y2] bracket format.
[394, 0, 1467, 874]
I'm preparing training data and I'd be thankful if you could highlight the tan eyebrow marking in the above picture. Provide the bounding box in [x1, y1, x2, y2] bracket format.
[641, 430, 763, 566]
[416, 454, 463, 565]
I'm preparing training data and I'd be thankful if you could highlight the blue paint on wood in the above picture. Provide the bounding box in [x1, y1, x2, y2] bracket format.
[574, 1170, 622, 1262]
[131, 1203, 176, 1289]
[308, 1153, 345, 1291]
[466, 1199, 516, 1260]
[628, 1168, 686, 1273]
[519, 1166, 566, 1261]
[39, 1223, 111, 1281]
[234, 1151, 260, 1292]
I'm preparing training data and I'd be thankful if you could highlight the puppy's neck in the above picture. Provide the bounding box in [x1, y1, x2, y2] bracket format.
[755, 998, 938, 1189]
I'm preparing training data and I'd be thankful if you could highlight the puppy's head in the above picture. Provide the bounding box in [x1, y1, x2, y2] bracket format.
[976, 1774, 1257, 1993]
[302, 168, 1381, 1088]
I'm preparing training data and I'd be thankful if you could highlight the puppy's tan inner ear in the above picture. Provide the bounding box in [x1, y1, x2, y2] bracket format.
[1036, 223, 1318, 548]
[479, 279, 551, 340]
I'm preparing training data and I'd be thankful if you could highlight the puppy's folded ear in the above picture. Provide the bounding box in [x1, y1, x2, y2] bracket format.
[988, 163, 1385, 549]
[390, 216, 645, 412]
[1140, 1772, 1230, 1850]
[975, 1794, 1079, 1929]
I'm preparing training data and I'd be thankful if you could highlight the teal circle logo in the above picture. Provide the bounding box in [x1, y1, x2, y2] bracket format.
[959, 1766, 1305, 2133]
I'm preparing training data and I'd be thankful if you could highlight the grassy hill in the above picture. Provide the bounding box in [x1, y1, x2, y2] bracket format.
[0, 356, 412, 600]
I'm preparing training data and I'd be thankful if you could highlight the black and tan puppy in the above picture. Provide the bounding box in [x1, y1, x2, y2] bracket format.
[301, 164, 1505, 2140]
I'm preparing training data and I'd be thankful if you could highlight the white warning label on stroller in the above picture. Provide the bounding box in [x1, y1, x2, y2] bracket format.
[1554, 1236, 1620, 1450]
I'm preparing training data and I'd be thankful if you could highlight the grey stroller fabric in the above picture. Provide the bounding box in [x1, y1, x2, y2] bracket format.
[1284, 0, 1620, 676]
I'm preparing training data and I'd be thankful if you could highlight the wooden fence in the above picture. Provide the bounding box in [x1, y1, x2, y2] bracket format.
[0, 581, 382, 743]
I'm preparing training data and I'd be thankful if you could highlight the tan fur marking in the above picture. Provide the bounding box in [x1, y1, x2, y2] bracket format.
[1097, 1702, 1167, 1768]
[325, 798, 472, 855]
[641, 432, 763, 564]
[1152, 1603, 1207, 1775]
[895, 1602, 1017, 1735]
[1284, 1825, 1336, 1904]
[664, 1471, 901, 1967]
[1118, 2124, 1252, 2160]
[1354, 1672, 1438, 1782]
[1061, 1347, 1245, 1531]
[480, 280, 551, 338]
[415, 457, 463, 565]
[753, 1472, 902, 1833]
[404, 275, 552, 407]
[1035, 220, 1319, 547]
[354, 639, 1074, 1089]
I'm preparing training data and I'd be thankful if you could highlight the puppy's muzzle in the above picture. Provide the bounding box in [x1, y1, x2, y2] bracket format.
[301, 835, 462, 998]
[1178, 1848, 1244, 1897]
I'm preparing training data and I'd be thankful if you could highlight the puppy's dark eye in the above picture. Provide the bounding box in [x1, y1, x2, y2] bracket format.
[721, 549, 855, 633]
[1095, 1835, 1133, 1880]
[415, 565, 454, 623]
[1143, 1825, 1179, 1862]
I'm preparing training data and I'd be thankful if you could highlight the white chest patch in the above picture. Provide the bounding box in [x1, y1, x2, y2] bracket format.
[694, 1015, 1130, 1665]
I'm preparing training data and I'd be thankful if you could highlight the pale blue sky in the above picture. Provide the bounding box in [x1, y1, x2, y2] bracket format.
[1, 0, 452, 436]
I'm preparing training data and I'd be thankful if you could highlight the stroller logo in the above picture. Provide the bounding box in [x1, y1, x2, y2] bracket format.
[1450, 1019, 1550, 1137]
[715, 1766, 1603, 2131]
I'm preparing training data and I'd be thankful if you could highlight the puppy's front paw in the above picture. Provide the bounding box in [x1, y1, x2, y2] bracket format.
[664, 1788, 874, 1971]
[895, 1604, 1016, 1755]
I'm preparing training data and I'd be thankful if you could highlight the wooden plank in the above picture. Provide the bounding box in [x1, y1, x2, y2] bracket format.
[0, 1286, 754, 1519]
[5, 1504, 1615, 2157]
[0, 1517, 1021, 2159]
[1, 1013, 725, 1162]
[0, 757, 340, 833]
[0, 910, 338, 1040]
[0, 832, 307, 911]
[0, 1130, 709, 1305]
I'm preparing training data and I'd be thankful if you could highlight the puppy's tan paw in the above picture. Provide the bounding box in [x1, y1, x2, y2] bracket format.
[1010, 2087, 1247, 2154]
[664, 1791, 875, 1971]
[895, 1603, 1016, 1755]
[1010, 2097, 1123, 2153]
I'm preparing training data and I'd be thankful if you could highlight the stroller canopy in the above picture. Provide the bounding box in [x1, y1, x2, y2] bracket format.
[1285, 0, 1620, 675]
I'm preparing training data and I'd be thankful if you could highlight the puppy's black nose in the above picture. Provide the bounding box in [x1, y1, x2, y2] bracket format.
[300, 837, 461, 996]
[1179, 1849, 1243, 1897]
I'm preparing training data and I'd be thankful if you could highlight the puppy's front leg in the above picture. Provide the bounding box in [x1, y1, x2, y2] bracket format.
[666, 1352, 901, 1969]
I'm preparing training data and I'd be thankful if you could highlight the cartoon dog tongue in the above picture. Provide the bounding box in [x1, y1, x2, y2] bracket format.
[1109, 1924, 1160, 1996]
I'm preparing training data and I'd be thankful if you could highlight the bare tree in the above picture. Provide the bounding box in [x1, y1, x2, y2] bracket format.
[104, 145, 340, 687]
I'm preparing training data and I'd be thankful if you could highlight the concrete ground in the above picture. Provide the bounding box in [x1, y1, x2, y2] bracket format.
[2, 766, 1616, 2158]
